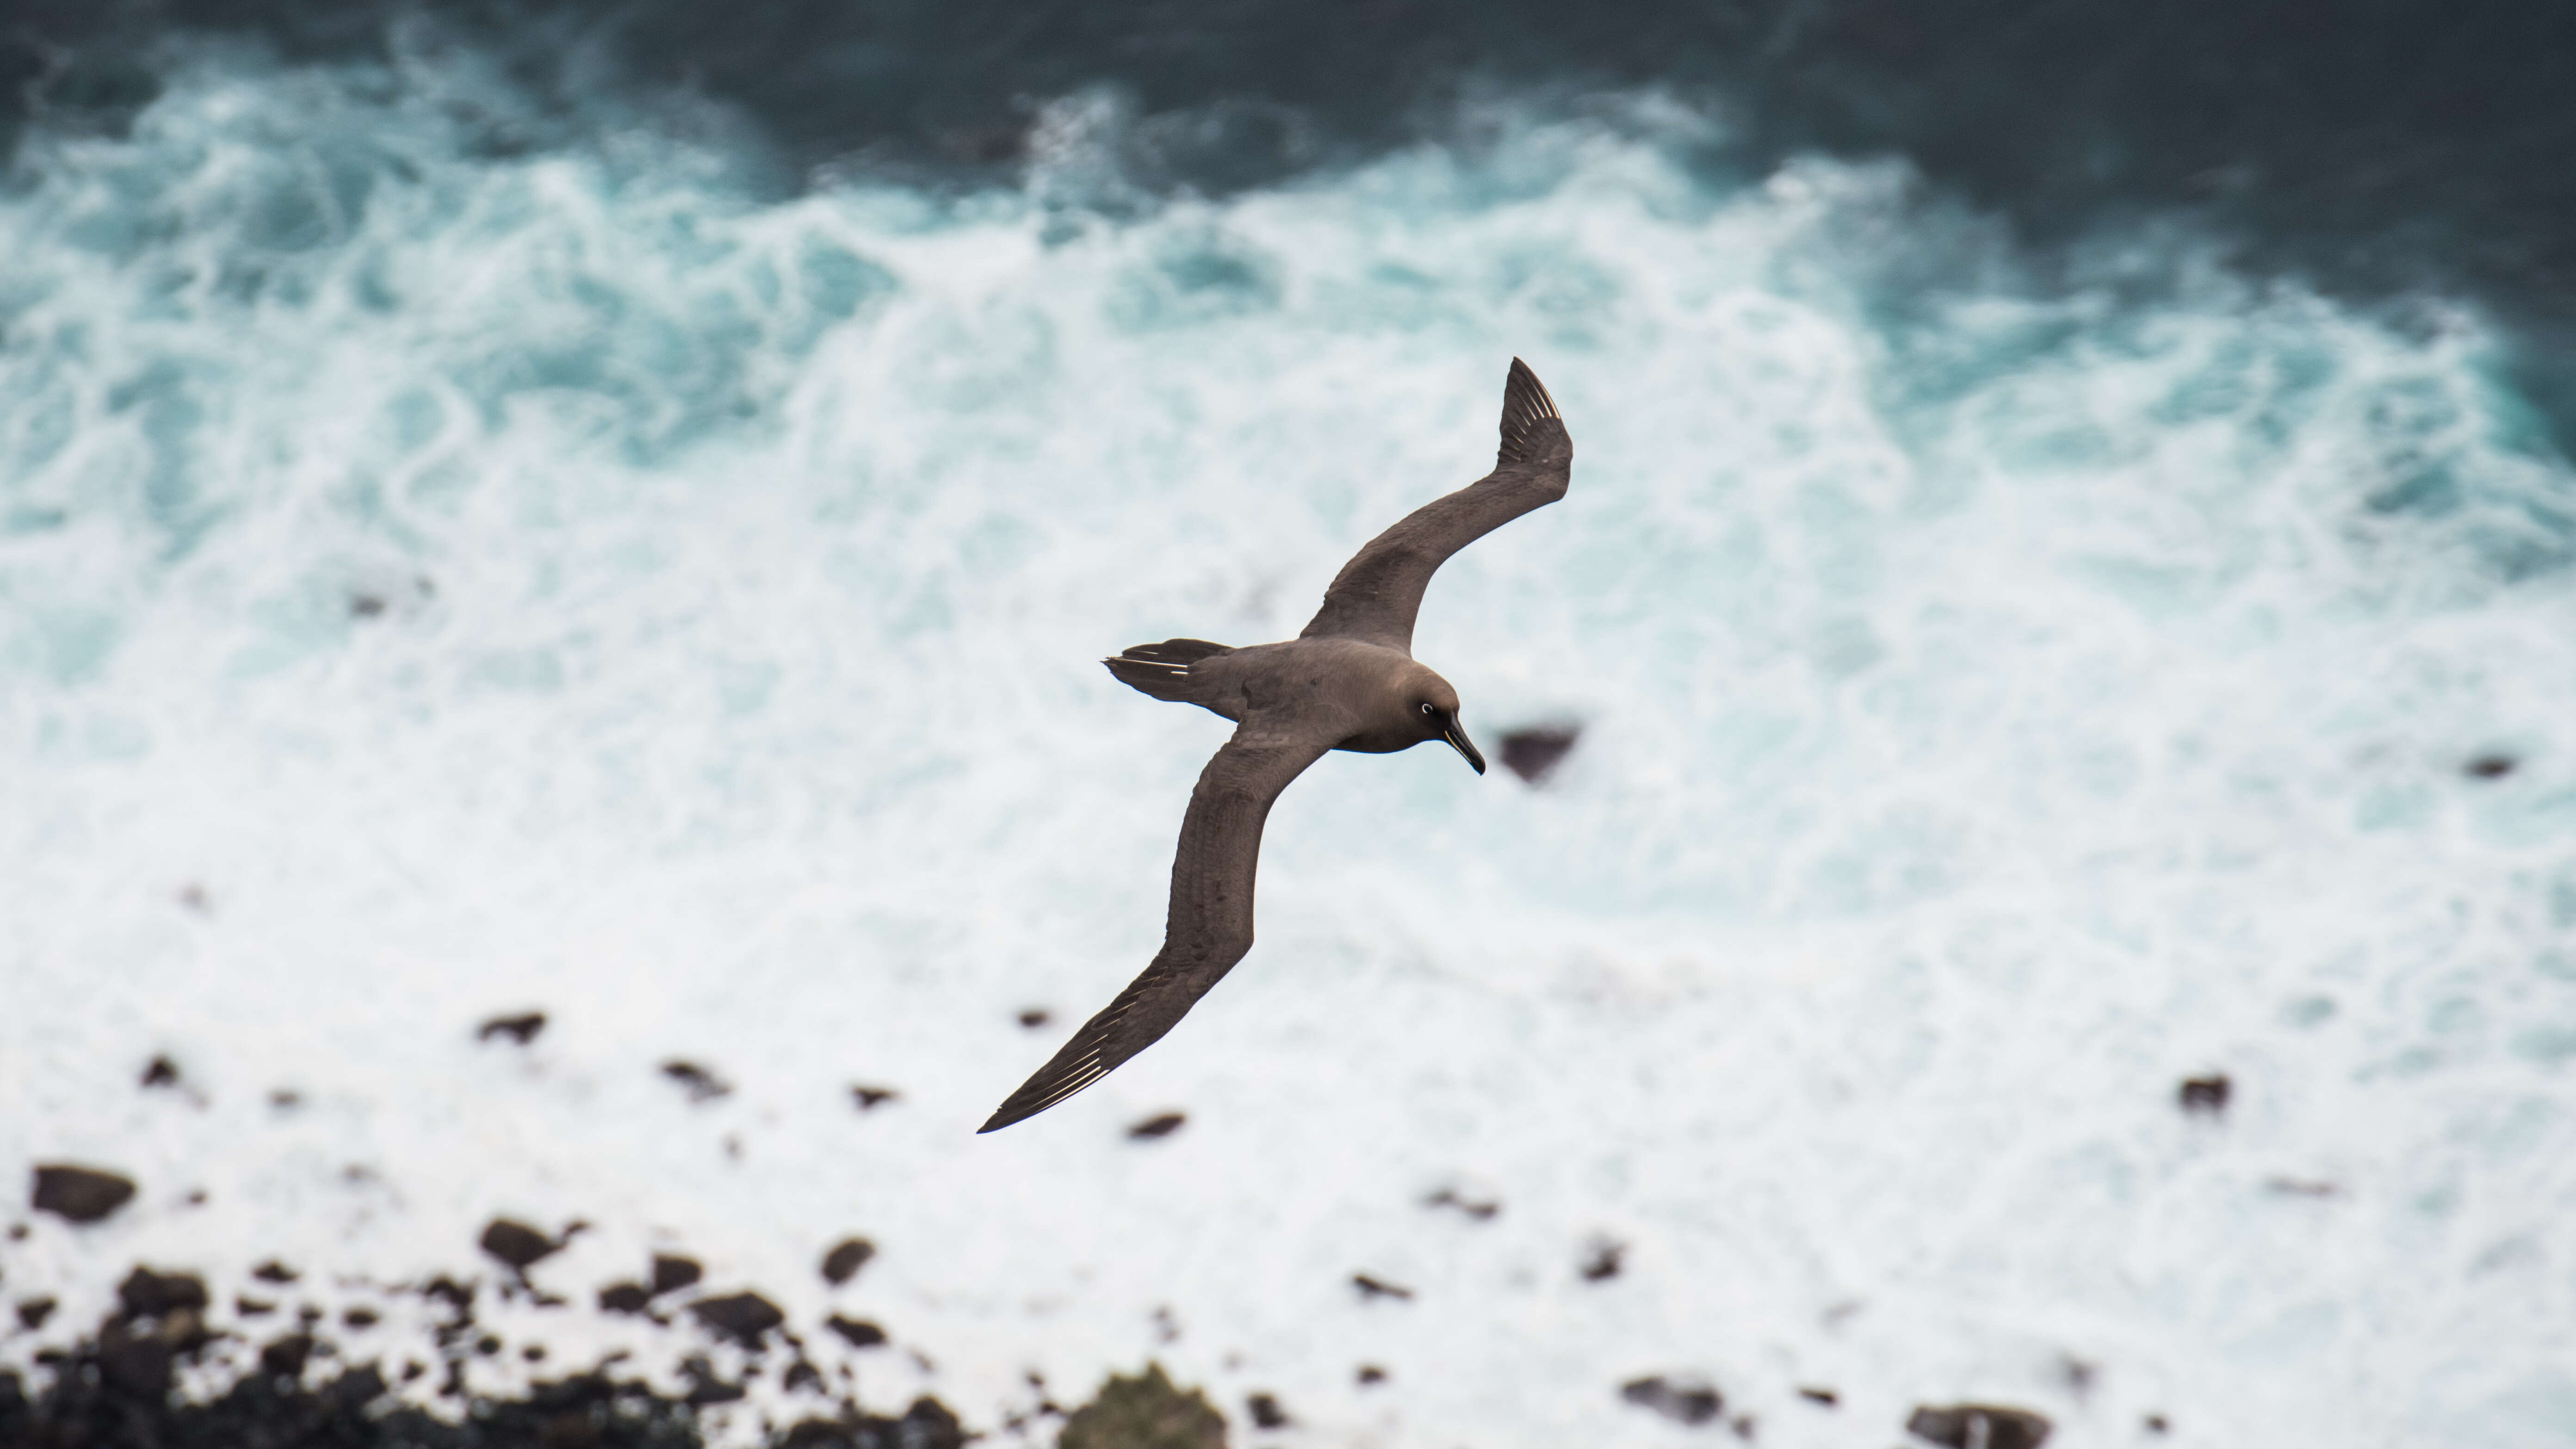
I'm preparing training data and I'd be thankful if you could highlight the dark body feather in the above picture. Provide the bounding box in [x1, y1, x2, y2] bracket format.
[979, 359, 1574, 1133]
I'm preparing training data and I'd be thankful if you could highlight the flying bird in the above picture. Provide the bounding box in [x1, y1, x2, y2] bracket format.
[978, 359, 1574, 1133]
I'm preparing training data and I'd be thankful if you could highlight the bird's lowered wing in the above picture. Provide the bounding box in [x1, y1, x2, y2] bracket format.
[1299, 358, 1573, 653]
[978, 721, 1333, 1133]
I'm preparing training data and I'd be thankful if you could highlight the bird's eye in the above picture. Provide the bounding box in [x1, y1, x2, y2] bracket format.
[1420, 703, 1436, 716]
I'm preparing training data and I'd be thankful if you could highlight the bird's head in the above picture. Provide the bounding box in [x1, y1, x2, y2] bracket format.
[1401, 667, 1484, 776]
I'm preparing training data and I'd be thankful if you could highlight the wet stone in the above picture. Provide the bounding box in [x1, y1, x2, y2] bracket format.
[1058, 1365, 1224, 1449]
[1579, 1238, 1626, 1281]
[18, 1299, 56, 1330]
[1127, 1111, 1187, 1140]
[851, 1084, 901, 1109]
[2179, 1074, 2231, 1115]
[1424, 1186, 1499, 1220]
[480, 1218, 560, 1269]
[260, 1333, 315, 1379]
[140, 1055, 182, 1089]
[477, 1011, 548, 1045]
[251, 1260, 298, 1284]
[342, 1307, 378, 1329]
[1247, 1391, 1290, 1428]
[1016, 1008, 1052, 1029]
[651, 1253, 703, 1295]
[1356, 1364, 1388, 1386]
[824, 1315, 887, 1349]
[1622, 1375, 1723, 1426]
[599, 1282, 651, 1314]
[1800, 1386, 1840, 1407]
[1498, 725, 1580, 784]
[116, 1267, 208, 1319]
[689, 1291, 785, 1347]
[235, 1297, 273, 1317]
[99, 1330, 174, 1396]
[31, 1164, 136, 1224]
[681, 1356, 746, 1405]
[660, 1060, 731, 1102]
[1907, 1403, 2054, 1449]
[820, 1238, 875, 1286]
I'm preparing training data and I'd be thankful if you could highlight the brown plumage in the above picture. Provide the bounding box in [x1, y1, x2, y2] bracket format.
[978, 359, 1574, 1133]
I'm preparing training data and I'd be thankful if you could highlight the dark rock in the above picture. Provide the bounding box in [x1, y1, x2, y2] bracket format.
[1246, 1391, 1290, 1429]
[1352, 1273, 1414, 1301]
[825, 1314, 887, 1349]
[781, 1399, 965, 1449]
[478, 1011, 548, 1045]
[1424, 1186, 1499, 1220]
[523, 1344, 546, 1362]
[1799, 1386, 1839, 1407]
[1127, 1112, 1187, 1140]
[600, 1282, 652, 1314]
[30, 1164, 136, 1223]
[680, 1355, 746, 1405]
[782, 1359, 822, 1393]
[651, 1253, 703, 1295]
[660, 1060, 731, 1102]
[99, 1329, 174, 1397]
[480, 1218, 561, 1269]
[1622, 1375, 1723, 1426]
[269, 1089, 302, 1110]
[2466, 753, 2517, 779]
[18, 1298, 55, 1330]
[820, 1238, 875, 1286]
[1356, 1364, 1387, 1386]
[690, 1291, 785, 1347]
[1907, 1403, 2054, 1449]
[421, 1274, 473, 1312]
[235, 1297, 273, 1317]
[1579, 1238, 1626, 1281]
[1059, 1364, 1226, 1449]
[260, 1333, 315, 1378]
[2144, 1412, 2171, 1434]
[477, 1335, 502, 1356]
[1499, 725, 1581, 784]
[343, 1307, 378, 1329]
[1016, 1008, 1052, 1029]
[140, 1055, 182, 1089]
[2179, 1074, 2231, 1115]
[116, 1267, 208, 1319]
[325, 1365, 387, 1411]
[252, 1260, 299, 1284]
[851, 1084, 901, 1109]
[349, 593, 387, 618]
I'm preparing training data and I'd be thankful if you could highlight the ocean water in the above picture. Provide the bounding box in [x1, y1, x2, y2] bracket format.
[4, 33, 2576, 1449]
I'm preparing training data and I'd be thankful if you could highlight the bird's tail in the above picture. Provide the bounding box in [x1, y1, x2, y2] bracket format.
[1104, 638, 1233, 703]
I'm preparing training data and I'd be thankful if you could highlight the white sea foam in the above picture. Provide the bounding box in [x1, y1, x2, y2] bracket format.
[4, 41, 2576, 1449]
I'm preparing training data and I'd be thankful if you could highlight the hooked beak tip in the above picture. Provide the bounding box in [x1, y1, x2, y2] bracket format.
[1444, 725, 1486, 776]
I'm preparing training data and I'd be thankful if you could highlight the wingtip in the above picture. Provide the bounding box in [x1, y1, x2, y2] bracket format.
[1497, 357, 1565, 465]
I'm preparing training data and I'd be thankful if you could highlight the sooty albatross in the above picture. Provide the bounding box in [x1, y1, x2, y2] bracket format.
[978, 358, 1573, 1133]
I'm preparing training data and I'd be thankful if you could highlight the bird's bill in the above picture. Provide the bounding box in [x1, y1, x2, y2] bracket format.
[1442, 720, 1487, 775]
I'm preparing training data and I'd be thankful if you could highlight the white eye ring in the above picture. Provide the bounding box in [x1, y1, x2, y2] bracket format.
[1420, 703, 1436, 715]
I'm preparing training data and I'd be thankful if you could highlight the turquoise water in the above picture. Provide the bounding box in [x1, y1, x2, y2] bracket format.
[5, 41, 2576, 1449]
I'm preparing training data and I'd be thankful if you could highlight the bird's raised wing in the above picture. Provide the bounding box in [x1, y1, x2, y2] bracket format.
[1299, 358, 1573, 653]
[978, 721, 1333, 1132]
